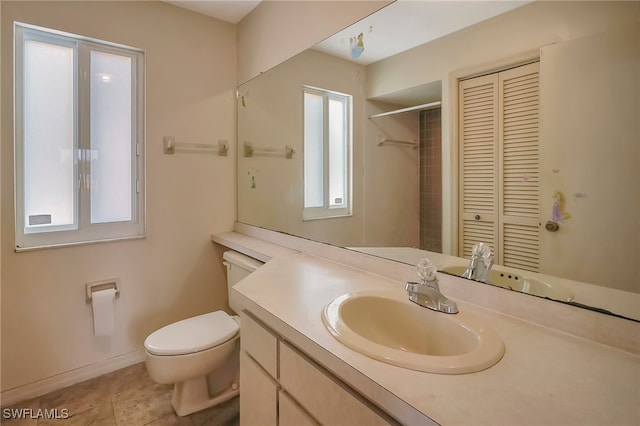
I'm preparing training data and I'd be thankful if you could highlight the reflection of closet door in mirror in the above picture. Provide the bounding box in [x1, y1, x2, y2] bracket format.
[459, 74, 500, 261]
[459, 62, 541, 273]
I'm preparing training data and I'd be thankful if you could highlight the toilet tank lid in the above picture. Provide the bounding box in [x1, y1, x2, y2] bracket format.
[223, 250, 263, 272]
[144, 311, 238, 356]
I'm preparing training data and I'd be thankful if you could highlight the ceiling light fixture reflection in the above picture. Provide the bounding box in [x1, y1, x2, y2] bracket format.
[350, 26, 373, 59]
[350, 32, 365, 58]
[96, 73, 113, 83]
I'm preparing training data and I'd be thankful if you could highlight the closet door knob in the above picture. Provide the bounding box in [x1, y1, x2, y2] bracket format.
[545, 221, 560, 232]
[474, 214, 481, 220]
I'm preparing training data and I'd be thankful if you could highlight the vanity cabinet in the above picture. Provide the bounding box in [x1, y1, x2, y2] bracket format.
[279, 341, 392, 426]
[239, 311, 396, 426]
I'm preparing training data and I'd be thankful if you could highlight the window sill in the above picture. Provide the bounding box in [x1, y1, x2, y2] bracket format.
[15, 235, 146, 253]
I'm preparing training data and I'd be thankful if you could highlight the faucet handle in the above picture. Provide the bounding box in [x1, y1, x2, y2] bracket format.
[438, 299, 458, 314]
[480, 257, 494, 283]
[405, 281, 418, 292]
[416, 258, 437, 283]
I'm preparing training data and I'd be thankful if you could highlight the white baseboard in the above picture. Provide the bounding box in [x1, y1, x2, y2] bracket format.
[0, 350, 146, 407]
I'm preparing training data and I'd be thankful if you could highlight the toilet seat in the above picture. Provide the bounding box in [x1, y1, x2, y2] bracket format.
[144, 311, 239, 356]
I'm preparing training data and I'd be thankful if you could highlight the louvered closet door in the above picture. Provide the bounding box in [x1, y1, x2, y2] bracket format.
[458, 74, 499, 259]
[459, 63, 540, 270]
[498, 63, 540, 272]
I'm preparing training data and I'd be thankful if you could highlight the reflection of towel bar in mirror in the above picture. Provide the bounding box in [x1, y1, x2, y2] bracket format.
[377, 139, 418, 149]
[244, 141, 295, 159]
[163, 136, 228, 156]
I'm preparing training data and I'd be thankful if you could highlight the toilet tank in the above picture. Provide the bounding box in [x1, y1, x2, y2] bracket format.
[223, 251, 264, 313]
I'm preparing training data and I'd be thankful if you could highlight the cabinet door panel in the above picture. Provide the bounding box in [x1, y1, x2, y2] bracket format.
[279, 342, 393, 426]
[240, 351, 278, 426]
[240, 312, 278, 378]
[279, 390, 319, 426]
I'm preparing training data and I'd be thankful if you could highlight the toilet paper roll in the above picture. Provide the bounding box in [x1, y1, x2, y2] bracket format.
[92, 288, 116, 337]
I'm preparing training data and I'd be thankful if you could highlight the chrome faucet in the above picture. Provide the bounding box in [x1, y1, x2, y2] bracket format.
[462, 242, 494, 282]
[405, 258, 458, 314]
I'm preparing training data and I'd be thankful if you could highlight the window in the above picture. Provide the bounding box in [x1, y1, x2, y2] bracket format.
[303, 86, 352, 220]
[14, 23, 145, 250]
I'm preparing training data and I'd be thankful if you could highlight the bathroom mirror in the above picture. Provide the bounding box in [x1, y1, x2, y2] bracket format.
[237, 1, 639, 321]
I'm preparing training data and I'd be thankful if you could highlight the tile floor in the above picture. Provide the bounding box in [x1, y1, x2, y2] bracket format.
[1, 363, 239, 426]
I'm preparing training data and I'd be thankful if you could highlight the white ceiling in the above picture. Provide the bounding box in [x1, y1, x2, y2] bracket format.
[164, 1, 531, 106]
[314, 0, 532, 65]
[164, 0, 262, 24]
[166, 1, 531, 64]
[164, 0, 532, 65]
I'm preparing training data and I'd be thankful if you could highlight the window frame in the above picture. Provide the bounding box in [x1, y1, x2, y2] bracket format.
[302, 85, 353, 221]
[14, 23, 145, 251]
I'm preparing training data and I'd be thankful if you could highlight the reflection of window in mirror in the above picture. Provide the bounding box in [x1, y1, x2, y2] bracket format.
[303, 86, 352, 220]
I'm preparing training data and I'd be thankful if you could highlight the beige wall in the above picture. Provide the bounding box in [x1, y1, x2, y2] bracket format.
[236, 48, 421, 248]
[1, 1, 236, 394]
[0, 0, 398, 401]
[236, 0, 390, 84]
[237, 49, 368, 247]
[0, 0, 3, 380]
[363, 104, 420, 248]
[366, 1, 637, 100]
[539, 25, 639, 293]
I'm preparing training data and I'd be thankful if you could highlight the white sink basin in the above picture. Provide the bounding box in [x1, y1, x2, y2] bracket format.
[322, 290, 504, 374]
[440, 266, 573, 302]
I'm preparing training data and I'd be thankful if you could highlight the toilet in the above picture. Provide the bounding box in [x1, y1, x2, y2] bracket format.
[144, 251, 263, 416]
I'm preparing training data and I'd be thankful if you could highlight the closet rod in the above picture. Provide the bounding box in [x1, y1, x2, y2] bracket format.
[368, 101, 441, 119]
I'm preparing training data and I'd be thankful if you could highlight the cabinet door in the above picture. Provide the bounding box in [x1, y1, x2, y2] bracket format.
[279, 390, 319, 426]
[240, 312, 278, 378]
[279, 342, 394, 426]
[240, 351, 278, 426]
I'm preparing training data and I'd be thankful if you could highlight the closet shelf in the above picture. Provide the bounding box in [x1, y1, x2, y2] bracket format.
[368, 101, 441, 119]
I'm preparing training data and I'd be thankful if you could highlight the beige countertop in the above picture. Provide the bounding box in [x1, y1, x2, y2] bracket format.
[212, 231, 298, 262]
[231, 252, 640, 426]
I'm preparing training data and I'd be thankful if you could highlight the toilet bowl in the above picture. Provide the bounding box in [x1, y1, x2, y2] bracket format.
[144, 251, 263, 416]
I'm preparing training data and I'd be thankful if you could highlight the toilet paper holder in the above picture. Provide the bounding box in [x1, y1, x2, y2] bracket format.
[86, 279, 120, 303]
